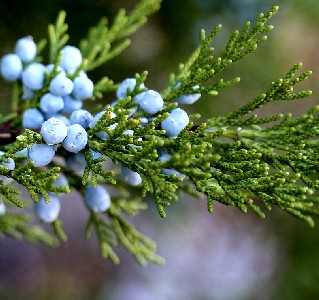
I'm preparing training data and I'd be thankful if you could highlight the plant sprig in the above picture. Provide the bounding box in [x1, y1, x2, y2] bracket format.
[1, 2, 319, 266]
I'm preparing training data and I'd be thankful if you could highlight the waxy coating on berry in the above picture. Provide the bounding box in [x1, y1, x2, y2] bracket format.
[22, 108, 44, 129]
[22, 86, 34, 100]
[72, 75, 94, 100]
[0, 202, 6, 215]
[70, 109, 93, 129]
[89, 149, 103, 160]
[15, 36, 37, 62]
[53, 173, 69, 194]
[138, 90, 164, 114]
[89, 111, 117, 140]
[159, 153, 185, 179]
[175, 83, 201, 105]
[133, 91, 147, 104]
[40, 117, 68, 145]
[62, 124, 88, 153]
[161, 108, 189, 137]
[62, 95, 83, 114]
[34, 194, 61, 223]
[16, 148, 28, 156]
[176, 92, 201, 105]
[53, 173, 68, 187]
[28, 143, 56, 167]
[120, 165, 142, 186]
[46, 64, 65, 75]
[116, 78, 145, 99]
[40, 93, 64, 114]
[22, 62, 46, 90]
[0, 151, 15, 171]
[66, 152, 86, 172]
[45, 114, 70, 126]
[0, 54, 23, 82]
[49, 73, 74, 96]
[60, 45, 82, 72]
[84, 184, 111, 213]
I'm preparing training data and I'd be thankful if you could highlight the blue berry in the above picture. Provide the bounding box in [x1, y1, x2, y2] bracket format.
[22, 108, 44, 129]
[72, 74, 94, 100]
[159, 153, 185, 179]
[22, 86, 34, 100]
[61, 95, 83, 114]
[66, 152, 86, 172]
[89, 111, 106, 127]
[49, 73, 74, 96]
[140, 117, 149, 126]
[15, 36, 37, 62]
[34, 194, 61, 223]
[128, 106, 137, 117]
[46, 64, 65, 75]
[0, 151, 15, 171]
[90, 149, 103, 160]
[97, 122, 117, 141]
[62, 124, 88, 153]
[116, 78, 145, 99]
[133, 91, 147, 104]
[0, 151, 15, 185]
[45, 113, 70, 126]
[28, 143, 56, 167]
[16, 147, 28, 156]
[22, 62, 46, 90]
[138, 90, 163, 114]
[84, 184, 111, 212]
[40, 117, 68, 145]
[175, 83, 201, 105]
[53, 173, 68, 190]
[0, 54, 23, 81]
[123, 130, 141, 148]
[161, 108, 189, 137]
[176, 85, 201, 104]
[60, 45, 82, 72]
[120, 165, 142, 186]
[123, 129, 134, 135]
[0, 202, 6, 215]
[89, 111, 117, 140]
[40, 93, 64, 114]
[176, 93, 201, 105]
[70, 109, 93, 129]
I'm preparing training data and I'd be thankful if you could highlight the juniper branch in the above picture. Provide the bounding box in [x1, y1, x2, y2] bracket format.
[162, 6, 279, 101]
[48, 11, 69, 63]
[2, 1, 319, 266]
[80, 0, 162, 72]
[0, 213, 58, 246]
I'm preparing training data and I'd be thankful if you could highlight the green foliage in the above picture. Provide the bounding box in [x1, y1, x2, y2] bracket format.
[79, 0, 162, 72]
[163, 6, 278, 101]
[48, 10, 69, 63]
[85, 194, 164, 266]
[0, 212, 58, 246]
[1, 1, 319, 266]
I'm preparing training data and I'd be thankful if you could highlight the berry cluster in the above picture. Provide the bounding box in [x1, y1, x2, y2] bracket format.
[0, 36, 201, 226]
[0, 37, 103, 222]
[113, 77, 200, 183]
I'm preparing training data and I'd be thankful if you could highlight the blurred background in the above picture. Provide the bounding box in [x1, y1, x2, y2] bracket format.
[1, 0, 319, 299]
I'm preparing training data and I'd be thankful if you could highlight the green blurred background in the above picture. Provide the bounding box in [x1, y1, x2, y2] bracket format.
[1, 0, 319, 299]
